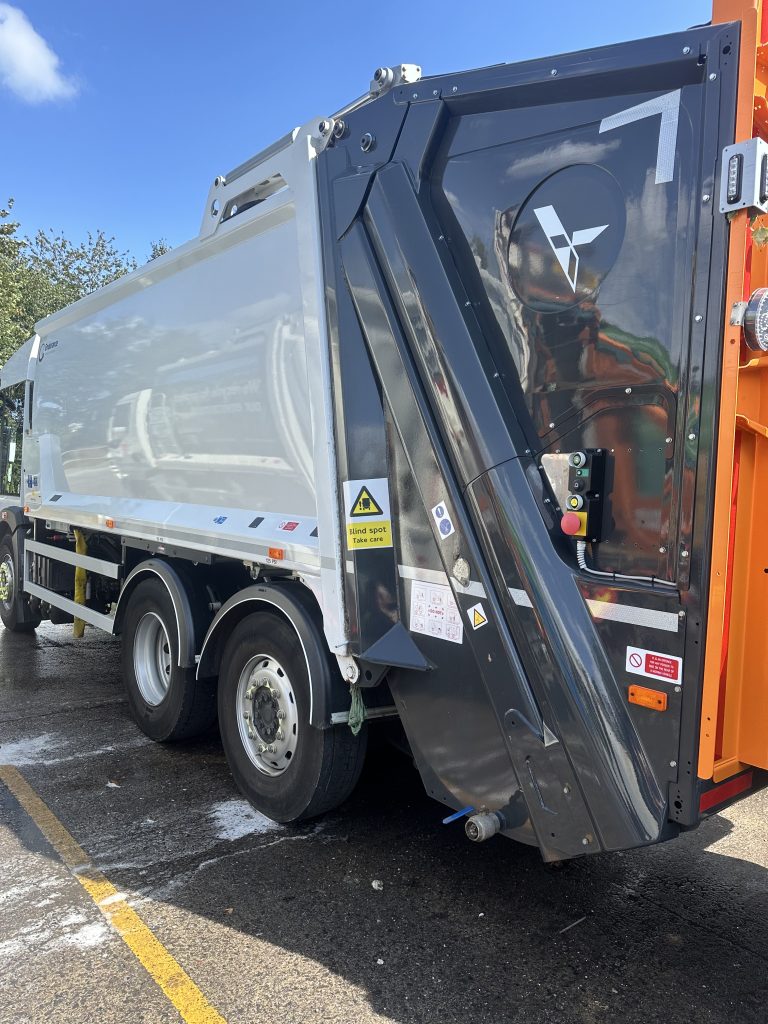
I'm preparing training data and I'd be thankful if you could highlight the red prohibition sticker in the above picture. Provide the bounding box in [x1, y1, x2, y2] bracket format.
[626, 645, 682, 684]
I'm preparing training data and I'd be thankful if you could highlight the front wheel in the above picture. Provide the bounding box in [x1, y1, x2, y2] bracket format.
[0, 536, 39, 633]
[218, 610, 366, 822]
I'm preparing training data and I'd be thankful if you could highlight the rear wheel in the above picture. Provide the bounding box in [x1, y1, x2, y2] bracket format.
[121, 577, 216, 741]
[0, 536, 39, 633]
[218, 610, 366, 822]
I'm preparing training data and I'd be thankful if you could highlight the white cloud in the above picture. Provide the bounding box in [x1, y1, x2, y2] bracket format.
[0, 3, 77, 103]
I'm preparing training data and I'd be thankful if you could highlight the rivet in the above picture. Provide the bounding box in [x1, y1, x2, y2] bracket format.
[659, 546, 666, 554]
[683, 46, 691, 55]
[681, 550, 689, 558]
[548, 422, 555, 429]
[550, 68, 558, 76]
[678, 610, 686, 618]
[563, 784, 571, 795]
[433, 89, 439, 96]
[665, 437, 673, 443]
[694, 314, 703, 322]
[670, 760, 677, 768]
[688, 433, 696, 440]
[412, 92, 418, 99]
[452, 86, 458, 93]
[581, 835, 592, 846]
[464, 300, 472, 307]
[709, 72, 717, 81]
[703, 193, 711, 203]
[625, 387, 632, 394]
[675, 686, 682, 694]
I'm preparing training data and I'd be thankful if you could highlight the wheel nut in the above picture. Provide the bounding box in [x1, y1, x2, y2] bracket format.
[275, 729, 284, 741]
[247, 728, 255, 739]
[257, 743, 267, 753]
[276, 710, 286, 720]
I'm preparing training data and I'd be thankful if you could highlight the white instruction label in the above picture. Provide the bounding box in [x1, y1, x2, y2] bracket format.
[410, 580, 463, 645]
[626, 645, 682, 684]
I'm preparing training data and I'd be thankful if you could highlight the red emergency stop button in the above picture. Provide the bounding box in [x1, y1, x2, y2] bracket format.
[560, 512, 582, 536]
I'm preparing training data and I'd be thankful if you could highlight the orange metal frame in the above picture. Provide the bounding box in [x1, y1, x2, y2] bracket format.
[700, 0, 768, 780]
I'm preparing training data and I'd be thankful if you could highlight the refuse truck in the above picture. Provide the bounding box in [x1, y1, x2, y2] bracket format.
[2, 0, 767, 861]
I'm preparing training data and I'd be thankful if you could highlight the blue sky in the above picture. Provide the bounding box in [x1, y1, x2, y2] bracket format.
[1, 0, 711, 261]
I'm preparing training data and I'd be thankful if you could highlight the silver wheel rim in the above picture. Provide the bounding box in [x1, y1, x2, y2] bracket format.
[133, 611, 172, 706]
[237, 654, 299, 776]
[0, 554, 15, 613]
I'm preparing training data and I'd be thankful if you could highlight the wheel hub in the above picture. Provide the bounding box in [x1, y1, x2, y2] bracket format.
[237, 654, 298, 776]
[251, 682, 280, 742]
[133, 611, 172, 707]
[0, 555, 15, 610]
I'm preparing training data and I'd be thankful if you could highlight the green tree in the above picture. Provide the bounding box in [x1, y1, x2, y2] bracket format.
[0, 198, 137, 366]
[147, 238, 171, 261]
[0, 200, 27, 365]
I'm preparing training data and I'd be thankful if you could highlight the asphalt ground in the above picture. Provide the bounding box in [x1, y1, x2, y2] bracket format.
[0, 621, 767, 1024]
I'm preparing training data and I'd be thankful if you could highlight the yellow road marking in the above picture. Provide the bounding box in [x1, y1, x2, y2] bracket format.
[0, 765, 226, 1024]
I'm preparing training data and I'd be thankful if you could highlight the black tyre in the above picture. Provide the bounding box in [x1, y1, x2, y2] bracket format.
[218, 610, 367, 822]
[121, 577, 216, 741]
[0, 536, 39, 633]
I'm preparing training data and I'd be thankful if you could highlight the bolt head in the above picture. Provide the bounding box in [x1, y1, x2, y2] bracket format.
[625, 387, 632, 394]
[675, 686, 682, 694]
[550, 68, 558, 76]
[432, 89, 439, 96]
[683, 46, 691, 54]
[563, 784, 571, 795]
[681, 550, 689, 558]
[694, 314, 703, 322]
[688, 433, 696, 440]
[659, 546, 666, 554]
[709, 72, 717, 81]
[703, 194, 711, 203]
[451, 85, 458, 93]
[581, 835, 592, 846]
[666, 437, 673, 444]
[670, 760, 677, 768]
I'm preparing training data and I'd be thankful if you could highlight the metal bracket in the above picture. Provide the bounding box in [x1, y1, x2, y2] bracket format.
[328, 63, 423, 124]
[719, 138, 768, 214]
[370, 64, 422, 95]
[730, 300, 748, 326]
[335, 653, 360, 683]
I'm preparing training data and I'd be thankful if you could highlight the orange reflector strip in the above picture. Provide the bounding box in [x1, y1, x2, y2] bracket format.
[628, 684, 668, 712]
[699, 770, 753, 813]
[23, 506, 29, 513]
[268, 547, 284, 561]
[105, 518, 115, 529]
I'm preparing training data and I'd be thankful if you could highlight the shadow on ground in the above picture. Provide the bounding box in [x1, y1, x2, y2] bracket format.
[1, 624, 766, 1024]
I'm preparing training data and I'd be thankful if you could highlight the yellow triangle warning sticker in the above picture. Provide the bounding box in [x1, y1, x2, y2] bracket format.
[467, 602, 488, 630]
[349, 486, 383, 517]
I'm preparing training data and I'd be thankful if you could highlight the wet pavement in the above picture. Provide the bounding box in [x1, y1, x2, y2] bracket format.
[0, 621, 766, 1024]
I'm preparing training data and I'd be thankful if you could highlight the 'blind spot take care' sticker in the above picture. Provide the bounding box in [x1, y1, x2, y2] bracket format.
[343, 478, 393, 550]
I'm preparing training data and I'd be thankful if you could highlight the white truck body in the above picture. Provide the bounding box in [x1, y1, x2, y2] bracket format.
[6, 119, 348, 651]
